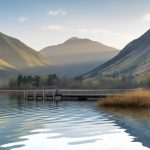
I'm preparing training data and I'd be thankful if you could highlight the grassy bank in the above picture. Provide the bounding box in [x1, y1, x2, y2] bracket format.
[98, 89, 150, 108]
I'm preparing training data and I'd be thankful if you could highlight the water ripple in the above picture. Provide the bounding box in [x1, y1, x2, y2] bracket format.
[0, 95, 150, 150]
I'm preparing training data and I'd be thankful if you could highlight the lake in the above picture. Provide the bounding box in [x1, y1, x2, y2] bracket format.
[0, 94, 150, 150]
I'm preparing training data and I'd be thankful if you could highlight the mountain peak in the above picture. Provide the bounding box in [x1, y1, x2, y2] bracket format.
[64, 37, 80, 43]
[68, 37, 80, 40]
[64, 37, 92, 44]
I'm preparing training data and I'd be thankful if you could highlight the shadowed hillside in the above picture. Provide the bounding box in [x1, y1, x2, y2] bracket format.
[84, 30, 150, 78]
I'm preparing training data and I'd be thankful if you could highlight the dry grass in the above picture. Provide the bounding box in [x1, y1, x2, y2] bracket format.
[98, 89, 150, 108]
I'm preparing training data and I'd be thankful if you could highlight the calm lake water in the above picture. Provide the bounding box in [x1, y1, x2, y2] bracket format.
[0, 94, 150, 150]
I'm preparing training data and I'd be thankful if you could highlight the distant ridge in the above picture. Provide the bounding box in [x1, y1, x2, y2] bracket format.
[40, 37, 118, 76]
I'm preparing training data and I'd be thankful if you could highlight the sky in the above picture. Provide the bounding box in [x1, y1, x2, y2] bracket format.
[0, 0, 150, 50]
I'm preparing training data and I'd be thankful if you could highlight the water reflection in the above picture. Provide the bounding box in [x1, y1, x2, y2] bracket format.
[100, 107, 150, 148]
[0, 94, 149, 150]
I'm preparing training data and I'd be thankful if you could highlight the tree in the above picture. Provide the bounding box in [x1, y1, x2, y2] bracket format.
[34, 75, 40, 87]
[17, 75, 23, 87]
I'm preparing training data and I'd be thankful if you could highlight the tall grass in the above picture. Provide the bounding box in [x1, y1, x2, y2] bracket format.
[98, 89, 150, 108]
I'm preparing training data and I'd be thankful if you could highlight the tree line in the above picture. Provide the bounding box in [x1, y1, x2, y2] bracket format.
[9, 74, 59, 87]
[8, 73, 150, 89]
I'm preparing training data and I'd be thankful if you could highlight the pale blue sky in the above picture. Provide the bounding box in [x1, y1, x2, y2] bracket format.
[0, 0, 150, 50]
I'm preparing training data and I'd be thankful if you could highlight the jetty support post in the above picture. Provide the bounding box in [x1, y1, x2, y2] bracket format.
[34, 90, 36, 100]
[43, 90, 45, 101]
[53, 90, 55, 102]
[24, 90, 26, 100]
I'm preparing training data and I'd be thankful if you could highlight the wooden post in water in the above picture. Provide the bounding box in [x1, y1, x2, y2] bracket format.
[34, 90, 36, 100]
[53, 90, 55, 102]
[24, 90, 26, 100]
[26, 90, 28, 100]
[43, 90, 45, 100]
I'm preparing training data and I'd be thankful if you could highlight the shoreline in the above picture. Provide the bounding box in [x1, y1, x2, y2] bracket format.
[98, 89, 150, 108]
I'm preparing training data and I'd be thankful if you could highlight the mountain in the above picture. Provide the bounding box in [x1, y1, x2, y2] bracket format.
[84, 29, 150, 78]
[0, 58, 16, 70]
[40, 37, 118, 76]
[0, 32, 49, 77]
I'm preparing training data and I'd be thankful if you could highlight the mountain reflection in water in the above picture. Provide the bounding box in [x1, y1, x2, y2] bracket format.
[100, 107, 150, 148]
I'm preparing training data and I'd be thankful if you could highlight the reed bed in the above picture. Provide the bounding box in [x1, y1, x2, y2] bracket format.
[98, 89, 150, 108]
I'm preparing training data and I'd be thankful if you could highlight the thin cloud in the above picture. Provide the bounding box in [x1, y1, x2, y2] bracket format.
[39, 25, 65, 32]
[70, 28, 118, 35]
[39, 25, 118, 36]
[48, 9, 67, 16]
[18, 16, 28, 23]
[70, 28, 89, 34]
[143, 13, 150, 21]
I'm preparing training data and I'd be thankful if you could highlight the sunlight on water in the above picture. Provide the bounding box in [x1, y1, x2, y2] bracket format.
[0, 94, 150, 150]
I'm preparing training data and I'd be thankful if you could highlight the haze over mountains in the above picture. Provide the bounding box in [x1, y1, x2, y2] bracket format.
[1, 29, 150, 82]
[84, 29, 150, 78]
[40, 37, 118, 76]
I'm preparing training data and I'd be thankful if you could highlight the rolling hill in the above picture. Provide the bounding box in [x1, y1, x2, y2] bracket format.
[0, 32, 48, 69]
[40, 37, 118, 76]
[0, 32, 49, 77]
[84, 29, 150, 78]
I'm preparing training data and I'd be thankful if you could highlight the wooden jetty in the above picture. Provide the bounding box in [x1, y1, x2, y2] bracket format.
[0, 89, 137, 101]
